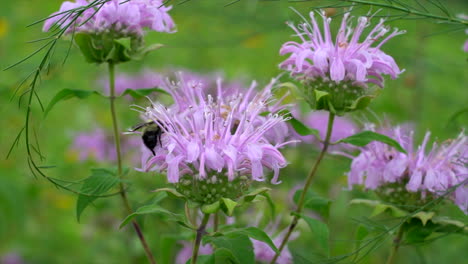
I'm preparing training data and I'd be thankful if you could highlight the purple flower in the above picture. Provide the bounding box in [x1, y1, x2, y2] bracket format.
[175, 241, 213, 264]
[251, 220, 297, 264]
[135, 76, 292, 185]
[342, 124, 467, 213]
[71, 127, 140, 163]
[1, 253, 25, 264]
[99, 69, 165, 96]
[294, 110, 357, 150]
[280, 10, 404, 88]
[43, 0, 176, 36]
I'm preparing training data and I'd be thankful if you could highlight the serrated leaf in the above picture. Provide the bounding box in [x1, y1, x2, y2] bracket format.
[293, 190, 331, 219]
[287, 117, 321, 139]
[76, 168, 119, 222]
[44, 89, 104, 117]
[338, 131, 407, 154]
[120, 203, 186, 229]
[204, 233, 255, 264]
[226, 227, 279, 254]
[299, 214, 330, 256]
[220, 198, 237, 216]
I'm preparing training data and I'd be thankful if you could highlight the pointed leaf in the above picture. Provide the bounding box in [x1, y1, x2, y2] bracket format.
[220, 198, 237, 216]
[338, 131, 407, 154]
[44, 89, 104, 117]
[226, 227, 279, 254]
[120, 203, 185, 229]
[76, 168, 119, 221]
[201, 201, 220, 214]
[287, 117, 320, 139]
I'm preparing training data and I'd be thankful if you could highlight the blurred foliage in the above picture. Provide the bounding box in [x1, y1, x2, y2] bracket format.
[0, 0, 467, 263]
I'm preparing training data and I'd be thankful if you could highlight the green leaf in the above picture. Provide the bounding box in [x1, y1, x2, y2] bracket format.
[293, 190, 332, 219]
[114, 38, 132, 50]
[350, 199, 408, 218]
[201, 201, 220, 214]
[120, 203, 186, 229]
[153, 188, 186, 200]
[220, 198, 237, 216]
[287, 117, 320, 139]
[338, 131, 407, 154]
[226, 227, 279, 254]
[354, 225, 369, 251]
[204, 233, 255, 264]
[44, 89, 103, 117]
[346, 94, 375, 111]
[76, 168, 119, 222]
[241, 187, 271, 203]
[121, 87, 170, 99]
[300, 214, 330, 256]
[412, 211, 435, 226]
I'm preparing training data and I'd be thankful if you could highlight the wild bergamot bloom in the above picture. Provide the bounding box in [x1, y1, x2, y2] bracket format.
[135, 75, 291, 205]
[43, 0, 176, 63]
[341, 123, 467, 213]
[280, 11, 404, 114]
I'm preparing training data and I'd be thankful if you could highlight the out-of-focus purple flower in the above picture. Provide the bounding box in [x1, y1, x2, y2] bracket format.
[136, 75, 293, 184]
[280, 10, 404, 88]
[294, 110, 357, 150]
[342, 123, 467, 213]
[175, 241, 213, 264]
[43, 0, 176, 36]
[99, 69, 165, 96]
[71, 127, 140, 162]
[1, 253, 25, 264]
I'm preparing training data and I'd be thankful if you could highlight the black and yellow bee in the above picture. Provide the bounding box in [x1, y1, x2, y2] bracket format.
[131, 121, 163, 156]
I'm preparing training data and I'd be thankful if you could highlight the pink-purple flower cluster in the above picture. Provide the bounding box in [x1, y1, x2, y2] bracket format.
[342, 124, 467, 213]
[71, 127, 140, 162]
[43, 0, 175, 36]
[280, 11, 404, 88]
[135, 75, 291, 184]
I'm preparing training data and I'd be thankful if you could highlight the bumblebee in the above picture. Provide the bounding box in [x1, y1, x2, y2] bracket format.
[131, 121, 163, 156]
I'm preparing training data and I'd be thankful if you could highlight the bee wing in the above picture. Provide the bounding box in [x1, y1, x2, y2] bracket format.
[130, 121, 155, 131]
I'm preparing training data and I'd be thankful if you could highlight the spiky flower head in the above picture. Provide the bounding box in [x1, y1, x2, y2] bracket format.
[43, 0, 175, 63]
[280, 10, 404, 114]
[342, 124, 467, 213]
[135, 75, 291, 204]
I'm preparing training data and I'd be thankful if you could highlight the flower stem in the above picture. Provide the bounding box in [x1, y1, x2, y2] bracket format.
[270, 112, 335, 264]
[385, 225, 405, 264]
[191, 214, 211, 264]
[108, 62, 157, 264]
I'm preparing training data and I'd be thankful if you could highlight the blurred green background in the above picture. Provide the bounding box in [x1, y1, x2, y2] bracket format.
[1, 0, 467, 263]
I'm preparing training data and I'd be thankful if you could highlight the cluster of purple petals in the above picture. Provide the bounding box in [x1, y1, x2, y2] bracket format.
[280, 11, 404, 88]
[342, 124, 467, 213]
[71, 128, 140, 162]
[136, 74, 293, 184]
[43, 0, 175, 36]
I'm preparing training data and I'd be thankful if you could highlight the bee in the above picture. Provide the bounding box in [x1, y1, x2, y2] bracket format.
[131, 121, 163, 156]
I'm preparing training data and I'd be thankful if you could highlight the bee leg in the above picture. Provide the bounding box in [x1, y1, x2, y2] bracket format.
[151, 149, 156, 156]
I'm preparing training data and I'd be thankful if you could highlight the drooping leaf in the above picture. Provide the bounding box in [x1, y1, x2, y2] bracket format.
[293, 190, 332, 219]
[226, 227, 279, 254]
[241, 187, 271, 203]
[299, 214, 330, 256]
[121, 87, 169, 99]
[76, 168, 119, 221]
[338, 131, 407, 154]
[204, 233, 255, 264]
[44, 89, 104, 117]
[120, 203, 186, 229]
[287, 117, 320, 139]
[350, 199, 408, 218]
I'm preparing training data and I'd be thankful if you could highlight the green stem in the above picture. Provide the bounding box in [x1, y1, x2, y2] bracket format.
[270, 112, 335, 264]
[214, 212, 219, 232]
[385, 226, 405, 264]
[191, 214, 211, 264]
[108, 62, 157, 264]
